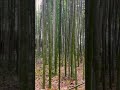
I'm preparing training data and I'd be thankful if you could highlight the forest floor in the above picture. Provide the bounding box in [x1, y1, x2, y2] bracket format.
[35, 59, 85, 90]
[0, 70, 19, 90]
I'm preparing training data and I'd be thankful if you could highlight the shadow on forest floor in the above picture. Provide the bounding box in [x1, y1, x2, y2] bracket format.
[0, 71, 19, 90]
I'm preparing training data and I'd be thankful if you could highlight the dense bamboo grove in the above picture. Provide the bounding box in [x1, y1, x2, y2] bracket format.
[35, 0, 85, 89]
[0, 0, 35, 89]
[85, 0, 120, 90]
[0, 0, 120, 90]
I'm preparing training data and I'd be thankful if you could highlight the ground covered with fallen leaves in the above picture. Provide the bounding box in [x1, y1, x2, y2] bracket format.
[35, 60, 85, 90]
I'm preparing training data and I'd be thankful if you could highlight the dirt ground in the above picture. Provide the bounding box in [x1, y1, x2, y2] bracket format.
[35, 60, 85, 90]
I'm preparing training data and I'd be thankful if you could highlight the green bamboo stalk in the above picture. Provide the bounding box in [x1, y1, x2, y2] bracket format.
[64, 0, 67, 76]
[58, 0, 62, 89]
[42, 0, 46, 88]
[73, 0, 77, 90]
[46, 0, 52, 88]
[53, 0, 56, 76]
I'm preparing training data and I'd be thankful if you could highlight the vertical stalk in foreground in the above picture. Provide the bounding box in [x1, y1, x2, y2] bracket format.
[48, 3, 52, 88]
[53, 0, 56, 75]
[42, 0, 46, 88]
[58, 0, 62, 89]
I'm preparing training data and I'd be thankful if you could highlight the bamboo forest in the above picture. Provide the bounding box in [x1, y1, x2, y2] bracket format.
[0, 0, 120, 90]
[35, 0, 85, 89]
